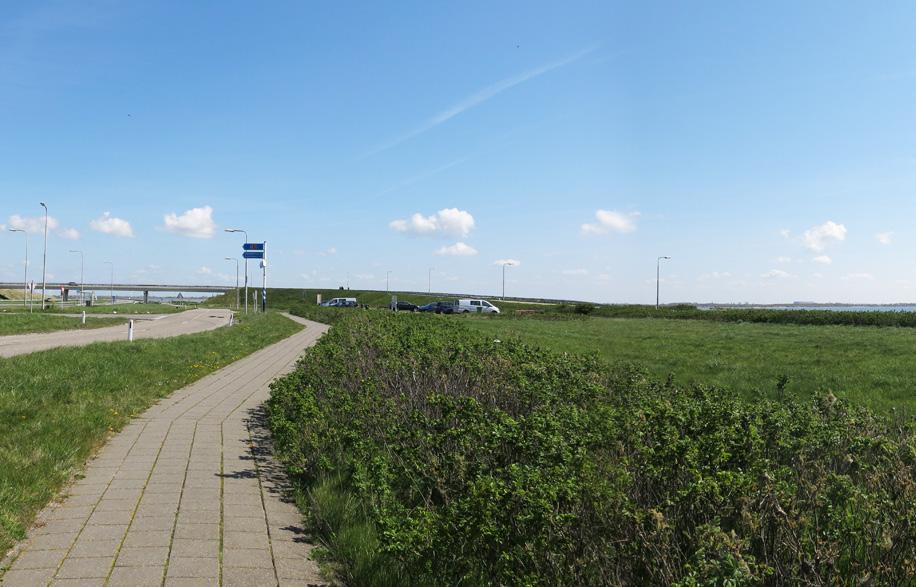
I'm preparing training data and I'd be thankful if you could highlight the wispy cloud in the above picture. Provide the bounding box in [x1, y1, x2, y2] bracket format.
[365, 44, 600, 156]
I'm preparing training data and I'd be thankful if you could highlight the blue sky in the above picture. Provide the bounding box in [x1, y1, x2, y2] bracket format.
[2, 1, 916, 303]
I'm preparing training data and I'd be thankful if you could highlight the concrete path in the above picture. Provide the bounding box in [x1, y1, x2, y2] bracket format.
[1, 315, 329, 586]
[0, 309, 232, 358]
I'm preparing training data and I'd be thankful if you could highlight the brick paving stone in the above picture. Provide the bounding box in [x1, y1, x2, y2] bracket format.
[1, 315, 328, 587]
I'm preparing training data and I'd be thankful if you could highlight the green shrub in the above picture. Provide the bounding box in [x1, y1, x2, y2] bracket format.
[268, 312, 916, 586]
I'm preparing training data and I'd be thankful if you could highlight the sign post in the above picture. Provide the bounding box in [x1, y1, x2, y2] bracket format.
[243, 242, 267, 312]
[243, 243, 265, 315]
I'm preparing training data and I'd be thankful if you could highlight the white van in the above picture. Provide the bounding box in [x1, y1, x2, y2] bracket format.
[320, 297, 357, 307]
[455, 299, 500, 314]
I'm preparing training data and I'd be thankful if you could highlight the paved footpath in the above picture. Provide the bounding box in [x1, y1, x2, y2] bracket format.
[0, 309, 233, 358]
[1, 315, 329, 587]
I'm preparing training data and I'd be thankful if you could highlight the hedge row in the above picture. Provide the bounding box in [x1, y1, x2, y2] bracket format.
[554, 303, 916, 328]
[268, 311, 915, 585]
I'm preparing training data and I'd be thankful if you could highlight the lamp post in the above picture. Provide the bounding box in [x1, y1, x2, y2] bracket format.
[428, 267, 434, 293]
[9, 228, 30, 312]
[386, 270, 391, 292]
[500, 262, 514, 300]
[225, 257, 239, 309]
[104, 261, 114, 304]
[225, 228, 248, 314]
[40, 202, 48, 309]
[656, 256, 671, 309]
[69, 250, 84, 305]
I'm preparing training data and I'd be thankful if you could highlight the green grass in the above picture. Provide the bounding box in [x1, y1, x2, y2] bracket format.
[209, 287, 552, 315]
[464, 315, 916, 415]
[0, 311, 302, 556]
[49, 303, 189, 315]
[0, 314, 126, 336]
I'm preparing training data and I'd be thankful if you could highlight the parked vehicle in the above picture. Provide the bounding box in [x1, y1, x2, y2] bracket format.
[455, 299, 500, 314]
[320, 297, 358, 308]
[418, 301, 456, 314]
[390, 300, 419, 312]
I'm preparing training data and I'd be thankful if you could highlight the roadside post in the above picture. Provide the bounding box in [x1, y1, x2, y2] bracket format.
[128, 320, 134, 342]
[242, 242, 266, 312]
[82, 311, 86, 324]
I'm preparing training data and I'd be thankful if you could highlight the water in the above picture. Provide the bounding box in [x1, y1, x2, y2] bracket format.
[703, 305, 916, 313]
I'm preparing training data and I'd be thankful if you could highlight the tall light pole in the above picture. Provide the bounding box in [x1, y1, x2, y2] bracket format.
[225, 228, 248, 314]
[9, 228, 30, 312]
[104, 261, 114, 304]
[500, 262, 514, 300]
[428, 267, 434, 293]
[386, 270, 391, 292]
[40, 202, 48, 309]
[225, 257, 239, 309]
[69, 250, 84, 305]
[656, 256, 671, 309]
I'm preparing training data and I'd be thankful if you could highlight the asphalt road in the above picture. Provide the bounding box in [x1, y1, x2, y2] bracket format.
[0, 309, 233, 358]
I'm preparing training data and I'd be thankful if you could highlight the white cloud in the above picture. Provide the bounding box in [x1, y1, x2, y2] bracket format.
[494, 258, 520, 267]
[163, 206, 216, 239]
[802, 220, 846, 252]
[842, 272, 874, 281]
[581, 209, 638, 236]
[698, 271, 732, 281]
[390, 208, 475, 238]
[812, 255, 832, 264]
[58, 228, 80, 240]
[8, 214, 59, 234]
[779, 229, 791, 239]
[319, 246, 337, 256]
[775, 256, 792, 264]
[434, 241, 478, 256]
[812, 272, 824, 279]
[90, 212, 134, 237]
[561, 268, 588, 276]
[761, 269, 792, 279]
[875, 232, 893, 245]
[196, 266, 213, 275]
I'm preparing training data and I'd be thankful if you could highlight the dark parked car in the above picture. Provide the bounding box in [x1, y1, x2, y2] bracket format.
[390, 300, 419, 312]
[418, 301, 455, 314]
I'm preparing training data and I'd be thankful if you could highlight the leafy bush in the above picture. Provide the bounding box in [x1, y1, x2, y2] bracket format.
[268, 312, 915, 586]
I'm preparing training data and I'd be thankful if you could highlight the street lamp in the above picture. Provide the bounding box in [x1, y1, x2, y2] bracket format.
[500, 261, 515, 300]
[428, 267, 434, 293]
[656, 256, 671, 309]
[386, 270, 391, 292]
[40, 202, 48, 309]
[104, 261, 114, 304]
[224, 257, 239, 309]
[9, 228, 30, 312]
[225, 228, 248, 314]
[69, 250, 84, 305]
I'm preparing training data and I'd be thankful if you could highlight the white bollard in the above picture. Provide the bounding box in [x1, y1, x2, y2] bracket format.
[128, 319, 134, 342]
[229, 314, 234, 326]
[81, 311, 86, 324]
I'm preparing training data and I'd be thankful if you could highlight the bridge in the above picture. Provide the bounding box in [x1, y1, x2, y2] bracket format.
[0, 282, 233, 304]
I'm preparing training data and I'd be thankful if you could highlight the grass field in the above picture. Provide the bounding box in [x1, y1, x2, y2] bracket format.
[0, 311, 302, 557]
[0, 314, 125, 336]
[465, 315, 916, 415]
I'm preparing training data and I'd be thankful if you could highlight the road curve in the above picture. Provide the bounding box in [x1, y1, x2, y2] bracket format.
[0, 309, 232, 358]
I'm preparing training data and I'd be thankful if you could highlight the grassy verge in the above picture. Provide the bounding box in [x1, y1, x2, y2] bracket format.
[268, 311, 915, 585]
[465, 315, 916, 415]
[49, 303, 189, 315]
[0, 314, 126, 336]
[0, 311, 302, 556]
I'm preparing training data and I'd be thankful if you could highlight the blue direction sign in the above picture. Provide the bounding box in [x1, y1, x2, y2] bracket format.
[243, 242, 264, 251]
[243, 251, 264, 259]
